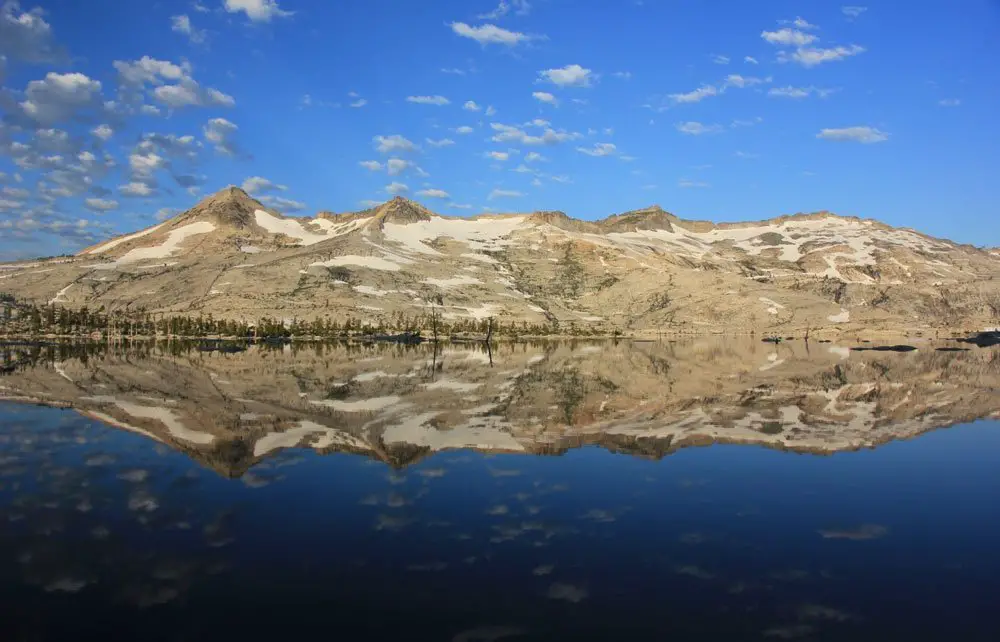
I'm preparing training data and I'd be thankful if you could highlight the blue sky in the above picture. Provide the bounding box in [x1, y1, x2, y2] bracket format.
[1, 0, 998, 260]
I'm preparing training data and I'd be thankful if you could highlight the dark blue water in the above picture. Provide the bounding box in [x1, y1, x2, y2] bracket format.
[1, 403, 999, 641]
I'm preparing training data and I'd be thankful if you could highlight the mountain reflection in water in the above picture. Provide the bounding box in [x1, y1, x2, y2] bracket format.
[1, 339, 999, 641]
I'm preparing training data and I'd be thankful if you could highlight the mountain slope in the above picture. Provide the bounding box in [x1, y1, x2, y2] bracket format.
[2, 187, 998, 335]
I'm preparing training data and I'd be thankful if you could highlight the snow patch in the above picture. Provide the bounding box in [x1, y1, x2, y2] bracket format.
[828, 309, 850, 323]
[116, 222, 216, 264]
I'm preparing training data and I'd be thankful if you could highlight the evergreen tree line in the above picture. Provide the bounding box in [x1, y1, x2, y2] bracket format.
[0, 297, 609, 339]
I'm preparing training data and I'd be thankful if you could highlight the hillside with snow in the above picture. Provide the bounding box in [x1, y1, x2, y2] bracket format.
[2, 186, 998, 336]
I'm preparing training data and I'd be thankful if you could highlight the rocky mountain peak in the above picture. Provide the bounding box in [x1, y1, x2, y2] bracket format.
[177, 186, 264, 229]
[374, 196, 433, 225]
[599, 205, 679, 233]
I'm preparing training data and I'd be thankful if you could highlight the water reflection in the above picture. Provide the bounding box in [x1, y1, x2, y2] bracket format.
[1, 340, 999, 640]
[1, 338, 999, 474]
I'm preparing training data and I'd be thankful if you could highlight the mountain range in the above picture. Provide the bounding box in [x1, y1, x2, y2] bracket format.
[2, 186, 998, 335]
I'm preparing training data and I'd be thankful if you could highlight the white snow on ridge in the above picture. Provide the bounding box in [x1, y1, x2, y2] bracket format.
[828, 309, 851, 323]
[423, 275, 482, 288]
[383, 216, 527, 256]
[116, 222, 216, 264]
[758, 297, 784, 315]
[86, 223, 166, 255]
[254, 209, 364, 246]
[50, 283, 73, 304]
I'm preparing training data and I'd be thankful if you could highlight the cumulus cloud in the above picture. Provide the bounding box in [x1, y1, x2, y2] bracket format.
[171, 14, 206, 43]
[83, 197, 119, 212]
[761, 28, 818, 46]
[769, 85, 836, 98]
[242, 176, 286, 194]
[675, 121, 724, 135]
[723, 74, 768, 88]
[406, 95, 450, 106]
[16, 72, 104, 125]
[0, 0, 65, 63]
[258, 194, 305, 211]
[488, 188, 523, 199]
[387, 158, 413, 175]
[349, 98, 367, 108]
[612, 71, 632, 80]
[780, 45, 865, 67]
[463, 100, 481, 111]
[577, 142, 616, 157]
[114, 56, 234, 109]
[490, 122, 581, 146]
[745, 56, 759, 64]
[359, 160, 384, 171]
[486, 151, 510, 161]
[223, 0, 292, 22]
[524, 152, 546, 163]
[91, 124, 113, 140]
[538, 64, 593, 88]
[374, 134, 417, 154]
[450, 22, 535, 46]
[669, 84, 718, 104]
[455, 126, 475, 135]
[416, 188, 450, 199]
[203, 117, 242, 156]
[478, 0, 531, 19]
[842, 6, 867, 18]
[816, 126, 888, 143]
[385, 182, 409, 195]
[938, 98, 961, 107]
[426, 138, 455, 147]
[119, 181, 156, 197]
[532, 91, 558, 106]
[712, 54, 730, 65]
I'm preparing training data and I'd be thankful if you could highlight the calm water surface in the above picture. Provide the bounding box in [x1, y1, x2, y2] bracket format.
[1, 339, 998, 641]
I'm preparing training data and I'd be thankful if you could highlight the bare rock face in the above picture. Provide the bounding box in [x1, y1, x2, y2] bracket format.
[3, 187, 1000, 335]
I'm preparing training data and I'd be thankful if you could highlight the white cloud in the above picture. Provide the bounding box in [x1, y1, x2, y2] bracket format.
[385, 182, 409, 195]
[441, 67, 466, 75]
[91, 124, 113, 140]
[242, 176, 287, 194]
[259, 194, 305, 212]
[816, 126, 888, 143]
[532, 91, 558, 106]
[486, 151, 510, 161]
[781, 44, 865, 67]
[416, 188, 450, 199]
[731, 117, 763, 128]
[463, 100, 481, 111]
[171, 14, 206, 44]
[374, 134, 417, 154]
[119, 182, 156, 197]
[455, 126, 475, 135]
[478, 0, 531, 19]
[678, 178, 710, 188]
[744, 56, 759, 64]
[769, 85, 835, 98]
[485, 105, 497, 116]
[350, 98, 367, 108]
[406, 95, 450, 106]
[724, 74, 768, 88]
[17, 72, 103, 125]
[525, 151, 546, 162]
[448, 202, 473, 210]
[2, 186, 29, 199]
[450, 22, 534, 46]
[842, 6, 867, 18]
[359, 160, 384, 171]
[512, 164, 534, 174]
[387, 158, 412, 175]
[734, 151, 760, 159]
[203, 117, 241, 156]
[549, 175, 571, 184]
[426, 137, 455, 147]
[0, 0, 64, 63]
[223, 0, 292, 22]
[938, 98, 961, 107]
[488, 189, 523, 199]
[761, 28, 818, 47]
[669, 84, 718, 104]
[490, 122, 582, 146]
[153, 83, 235, 108]
[712, 54, 730, 65]
[140, 104, 161, 116]
[786, 16, 818, 30]
[538, 64, 593, 88]
[531, 178, 542, 187]
[83, 197, 119, 212]
[612, 71, 632, 80]
[577, 142, 616, 157]
[676, 121, 724, 135]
